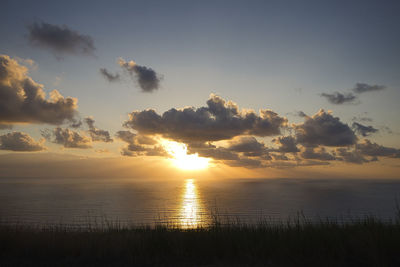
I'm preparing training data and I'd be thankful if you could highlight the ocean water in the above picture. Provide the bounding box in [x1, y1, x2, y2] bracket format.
[0, 177, 399, 227]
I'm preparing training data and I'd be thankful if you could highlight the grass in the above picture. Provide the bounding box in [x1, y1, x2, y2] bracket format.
[1, 214, 400, 266]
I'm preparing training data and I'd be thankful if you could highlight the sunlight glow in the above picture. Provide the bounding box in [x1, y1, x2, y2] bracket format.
[161, 139, 210, 170]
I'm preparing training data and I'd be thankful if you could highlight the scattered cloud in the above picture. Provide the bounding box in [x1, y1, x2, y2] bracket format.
[123, 94, 288, 143]
[321, 92, 357, 104]
[118, 58, 161, 92]
[356, 139, 400, 158]
[27, 21, 95, 57]
[0, 55, 78, 125]
[352, 114, 373, 123]
[301, 146, 336, 161]
[352, 122, 378, 137]
[297, 111, 307, 117]
[99, 68, 120, 82]
[84, 117, 113, 142]
[194, 146, 240, 161]
[336, 148, 368, 164]
[295, 109, 357, 147]
[273, 136, 299, 153]
[70, 119, 82, 128]
[0, 131, 45, 151]
[228, 136, 268, 156]
[321, 83, 386, 105]
[42, 127, 92, 148]
[352, 83, 386, 94]
[115, 130, 166, 157]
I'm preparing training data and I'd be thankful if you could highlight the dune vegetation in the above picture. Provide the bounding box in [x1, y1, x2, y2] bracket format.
[1, 214, 400, 266]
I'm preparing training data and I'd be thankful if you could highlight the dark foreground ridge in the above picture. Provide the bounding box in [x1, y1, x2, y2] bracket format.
[1, 216, 400, 266]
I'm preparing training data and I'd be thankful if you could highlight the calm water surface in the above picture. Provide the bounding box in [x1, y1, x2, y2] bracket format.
[0, 178, 399, 227]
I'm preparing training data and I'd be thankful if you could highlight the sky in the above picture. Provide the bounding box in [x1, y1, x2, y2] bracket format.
[1, 0, 400, 179]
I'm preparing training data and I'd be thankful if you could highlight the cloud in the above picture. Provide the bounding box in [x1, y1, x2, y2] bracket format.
[70, 119, 82, 128]
[0, 131, 45, 151]
[0, 55, 78, 125]
[297, 111, 307, 117]
[116, 95, 399, 169]
[273, 136, 299, 153]
[27, 21, 95, 57]
[84, 117, 113, 142]
[196, 146, 240, 161]
[115, 130, 166, 157]
[118, 58, 161, 92]
[223, 157, 263, 168]
[43, 127, 92, 148]
[356, 139, 400, 158]
[227, 136, 268, 156]
[99, 68, 120, 82]
[352, 115, 373, 123]
[123, 94, 287, 143]
[320, 83, 386, 105]
[271, 153, 289, 161]
[336, 148, 368, 164]
[320, 92, 357, 104]
[353, 83, 386, 94]
[301, 147, 336, 161]
[295, 109, 357, 147]
[352, 122, 378, 137]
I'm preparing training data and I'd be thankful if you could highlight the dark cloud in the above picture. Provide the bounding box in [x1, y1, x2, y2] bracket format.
[352, 122, 378, 137]
[99, 68, 120, 82]
[115, 130, 166, 157]
[0, 131, 46, 151]
[352, 116, 373, 123]
[228, 136, 268, 156]
[118, 58, 161, 92]
[321, 92, 357, 104]
[70, 119, 82, 128]
[135, 135, 157, 145]
[116, 130, 146, 152]
[297, 111, 307, 117]
[356, 139, 400, 158]
[43, 127, 92, 148]
[353, 83, 386, 94]
[295, 109, 357, 147]
[0, 55, 78, 125]
[320, 83, 386, 105]
[123, 94, 287, 143]
[84, 117, 113, 142]
[194, 146, 240, 161]
[271, 153, 289, 161]
[336, 148, 368, 164]
[301, 147, 336, 161]
[27, 21, 95, 57]
[273, 136, 299, 153]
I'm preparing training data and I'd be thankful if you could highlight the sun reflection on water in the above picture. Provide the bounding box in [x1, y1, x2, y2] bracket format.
[180, 179, 206, 228]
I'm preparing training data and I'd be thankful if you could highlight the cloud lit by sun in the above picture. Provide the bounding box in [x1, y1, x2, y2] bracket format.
[161, 139, 210, 170]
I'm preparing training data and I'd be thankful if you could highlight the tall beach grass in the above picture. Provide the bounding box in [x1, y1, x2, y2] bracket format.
[1, 211, 400, 266]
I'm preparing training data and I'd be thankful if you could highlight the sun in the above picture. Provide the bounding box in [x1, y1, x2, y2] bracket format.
[161, 139, 210, 170]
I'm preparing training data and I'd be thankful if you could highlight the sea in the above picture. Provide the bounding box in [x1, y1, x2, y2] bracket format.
[0, 177, 399, 228]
